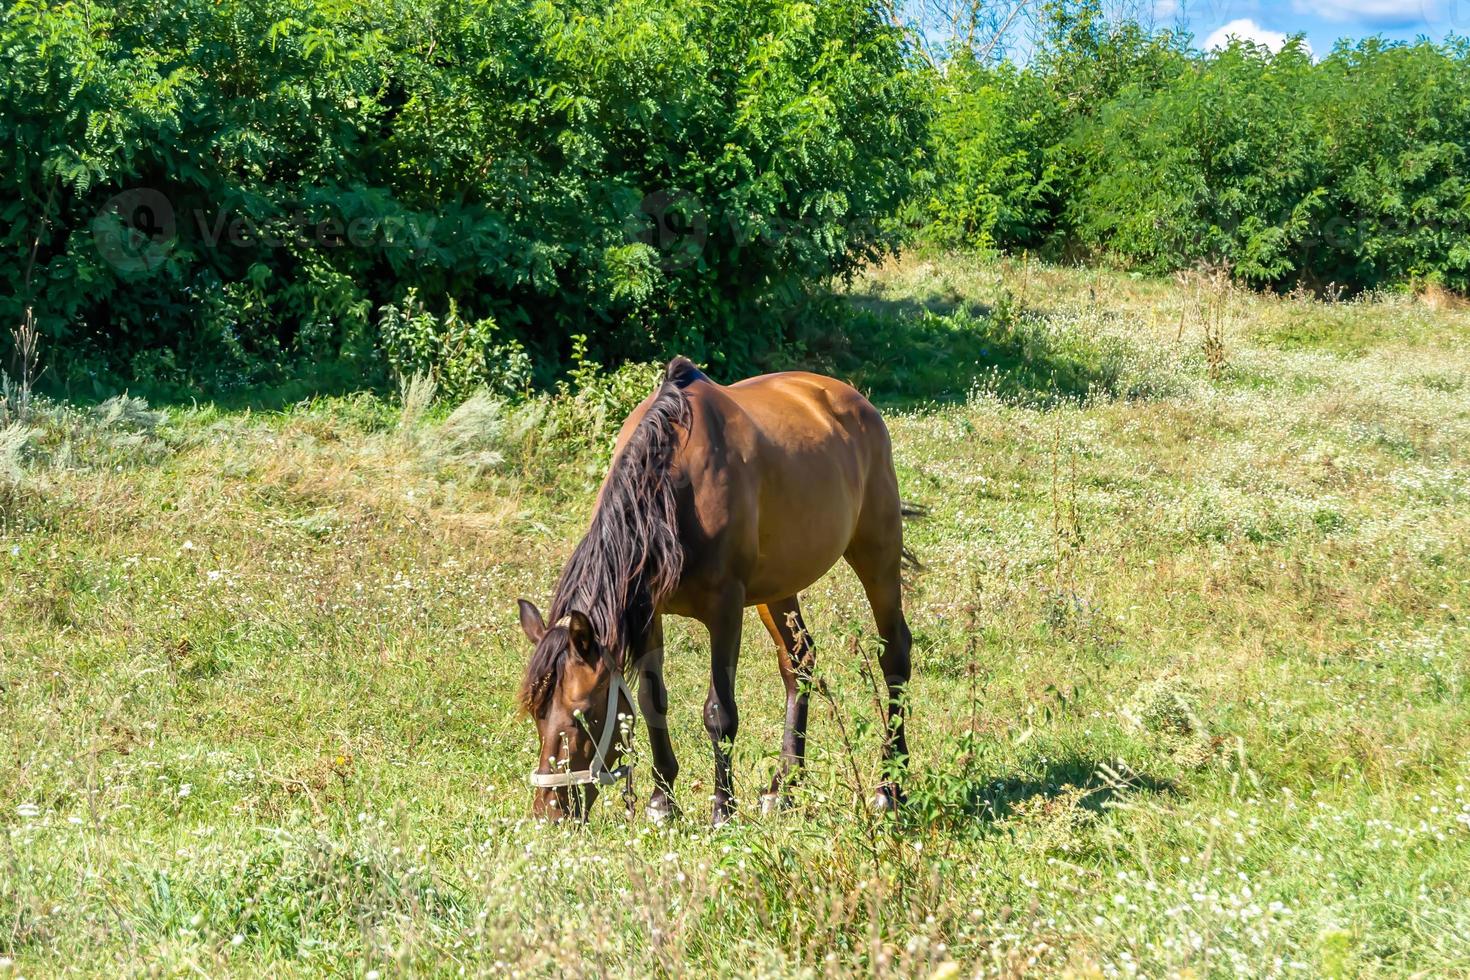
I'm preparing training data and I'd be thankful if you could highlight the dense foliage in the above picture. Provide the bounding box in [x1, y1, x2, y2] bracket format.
[927, 6, 1470, 293]
[6, 0, 1469, 397]
[1, 0, 928, 395]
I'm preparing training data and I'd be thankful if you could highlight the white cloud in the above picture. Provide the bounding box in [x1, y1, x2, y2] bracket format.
[1204, 18, 1312, 54]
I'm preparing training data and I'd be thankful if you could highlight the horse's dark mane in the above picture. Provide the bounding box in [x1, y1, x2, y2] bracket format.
[518, 358, 700, 717]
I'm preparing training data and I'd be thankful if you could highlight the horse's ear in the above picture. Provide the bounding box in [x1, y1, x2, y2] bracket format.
[517, 599, 546, 644]
[566, 610, 598, 664]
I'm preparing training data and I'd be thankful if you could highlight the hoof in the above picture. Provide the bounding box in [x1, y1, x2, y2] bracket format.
[870, 786, 902, 813]
[645, 799, 678, 824]
[759, 792, 787, 816]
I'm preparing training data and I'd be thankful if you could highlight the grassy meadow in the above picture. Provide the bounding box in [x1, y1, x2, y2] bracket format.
[3, 255, 1469, 976]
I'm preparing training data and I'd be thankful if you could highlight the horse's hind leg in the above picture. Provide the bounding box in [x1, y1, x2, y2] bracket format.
[844, 476, 913, 811]
[757, 596, 815, 813]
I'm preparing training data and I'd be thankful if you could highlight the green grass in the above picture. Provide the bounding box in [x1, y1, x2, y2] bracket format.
[3, 255, 1469, 976]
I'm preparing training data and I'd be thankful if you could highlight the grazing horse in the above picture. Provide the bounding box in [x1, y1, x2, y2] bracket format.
[516, 356, 913, 824]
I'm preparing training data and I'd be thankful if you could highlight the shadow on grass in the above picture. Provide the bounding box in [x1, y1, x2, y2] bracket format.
[45, 286, 1122, 415]
[795, 290, 1122, 411]
[975, 756, 1175, 821]
[44, 356, 384, 414]
[906, 753, 1176, 831]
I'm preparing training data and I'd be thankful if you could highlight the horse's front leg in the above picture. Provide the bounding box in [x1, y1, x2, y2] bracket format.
[702, 586, 745, 825]
[636, 616, 679, 822]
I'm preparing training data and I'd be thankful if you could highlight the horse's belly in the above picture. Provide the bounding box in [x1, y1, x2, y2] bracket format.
[744, 543, 849, 606]
[742, 456, 863, 605]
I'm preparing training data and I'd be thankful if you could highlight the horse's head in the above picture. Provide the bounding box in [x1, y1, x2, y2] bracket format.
[516, 599, 634, 821]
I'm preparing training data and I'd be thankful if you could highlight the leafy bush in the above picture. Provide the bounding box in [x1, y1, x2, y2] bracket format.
[922, 60, 1061, 251]
[10, 0, 1465, 404]
[922, 8, 1470, 295]
[378, 291, 530, 402]
[1065, 38, 1324, 282]
[1303, 39, 1470, 291]
[1, 0, 929, 395]
[923, 3, 1190, 256]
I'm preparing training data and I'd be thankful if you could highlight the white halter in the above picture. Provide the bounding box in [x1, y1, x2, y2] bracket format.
[528, 669, 636, 789]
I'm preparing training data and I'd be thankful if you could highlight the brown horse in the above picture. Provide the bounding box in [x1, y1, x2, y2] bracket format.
[516, 356, 913, 824]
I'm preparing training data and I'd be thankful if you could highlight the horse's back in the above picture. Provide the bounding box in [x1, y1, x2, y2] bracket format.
[684, 369, 893, 605]
[728, 371, 881, 438]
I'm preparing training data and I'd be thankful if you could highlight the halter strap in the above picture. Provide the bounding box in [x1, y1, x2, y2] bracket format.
[528, 669, 635, 789]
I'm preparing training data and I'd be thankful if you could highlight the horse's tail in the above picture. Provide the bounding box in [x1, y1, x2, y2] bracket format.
[899, 500, 927, 572]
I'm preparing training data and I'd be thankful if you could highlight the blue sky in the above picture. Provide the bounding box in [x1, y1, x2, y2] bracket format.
[1162, 0, 1465, 55]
